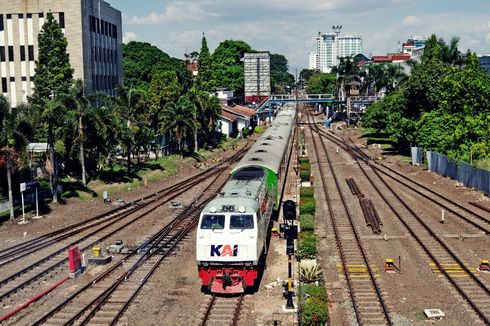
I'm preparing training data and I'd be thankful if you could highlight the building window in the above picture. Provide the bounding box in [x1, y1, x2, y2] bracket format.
[9, 77, 15, 82]
[28, 45, 34, 61]
[6, 14, 12, 19]
[0, 47, 5, 62]
[27, 13, 32, 19]
[39, 13, 44, 18]
[21, 76, 27, 81]
[8, 46, 14, 61]
[20, 46, 25, 61]
[1, 78, 7, 93]
[58, 12, 65, 28]
[0, 15, 3, 31]
[18, 14, 24, 19]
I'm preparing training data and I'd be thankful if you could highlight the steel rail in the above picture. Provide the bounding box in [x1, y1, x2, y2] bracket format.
[314, 122, 490, 324]
[307, 111, 393, 325]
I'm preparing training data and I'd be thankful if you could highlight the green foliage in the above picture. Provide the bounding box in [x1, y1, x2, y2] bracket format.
[30, 12, 73, 109]
[195, 34, 215, 92]
[306, 72, 336, 94]
[299, 197, 315, 215]
[300, 214, 315, 231]
[297, 231, 318, 260]
[299, 263, 323, 283]
[300, 284, 329, 326]
[300, 169, 311, 182]
[211, 40, 253, 96]
[123, 41, 190, 90]
[299, 69, 319, 85]
[270, 54, 295, 93]
[362, 34, 490, 162]
[300, 187, 315, 198]
[241, 128, 249, 138]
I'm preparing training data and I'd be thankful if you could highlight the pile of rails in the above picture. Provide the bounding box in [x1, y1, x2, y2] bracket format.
[346, 178, 383, 234]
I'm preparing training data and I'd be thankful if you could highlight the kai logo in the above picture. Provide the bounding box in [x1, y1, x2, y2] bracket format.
[210, 245, 238, 257]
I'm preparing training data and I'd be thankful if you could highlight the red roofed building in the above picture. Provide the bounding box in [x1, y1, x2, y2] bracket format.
[221, 104, 257, 133]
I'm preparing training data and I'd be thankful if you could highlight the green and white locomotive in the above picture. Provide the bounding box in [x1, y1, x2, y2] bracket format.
[196, 104, 295, 293]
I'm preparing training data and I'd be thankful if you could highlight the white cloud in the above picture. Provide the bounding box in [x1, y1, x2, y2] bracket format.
[401, 15, 420, 26]
[125, 2, 220, 25]
[123, 31, 138, 43]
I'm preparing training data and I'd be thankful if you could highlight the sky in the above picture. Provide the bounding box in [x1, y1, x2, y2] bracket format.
[113, 0, 490, 74]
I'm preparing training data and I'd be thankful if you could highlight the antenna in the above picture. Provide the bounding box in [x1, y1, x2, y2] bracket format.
[332, 25, 342, 36]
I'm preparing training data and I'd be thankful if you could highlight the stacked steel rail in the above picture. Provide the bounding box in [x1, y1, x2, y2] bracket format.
[0, 145, 250, 321]
[31, 148, 246, 326]
[306, 111, 393, 325]
[346, 178, 383, 234]
[310, 110, 490, 324]
[200, 294, 244, 326]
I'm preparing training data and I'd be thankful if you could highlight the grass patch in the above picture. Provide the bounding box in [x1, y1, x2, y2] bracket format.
[299, 284, 329, 326]
[299, 197, 316, 215]
[300, 214, 315, 231]
[297, 231, 318, 260]
[300, 187, 314, 198]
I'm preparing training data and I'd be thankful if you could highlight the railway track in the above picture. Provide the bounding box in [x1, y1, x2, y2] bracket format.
[200, 294, 244, 326]
[308, 109, 490, 324]
[306, 111, 393, 325]
[32, 159, 234, 326]
[0, 145, 250, 319]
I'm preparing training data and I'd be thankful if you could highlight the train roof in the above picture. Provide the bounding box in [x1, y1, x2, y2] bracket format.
[231, 106, 295, 175]
[202, 178, 262, 214]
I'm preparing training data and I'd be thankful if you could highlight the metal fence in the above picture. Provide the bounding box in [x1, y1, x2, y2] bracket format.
[426, 151, 490, 196]
[411, 147, 424, 165]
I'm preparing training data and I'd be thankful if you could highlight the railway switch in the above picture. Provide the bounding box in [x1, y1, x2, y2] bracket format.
[479, 259, 489, 272]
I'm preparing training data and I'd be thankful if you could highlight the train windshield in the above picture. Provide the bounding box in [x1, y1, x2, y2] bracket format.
[200, 214, 225, 230]
[230, 214, 254, 229]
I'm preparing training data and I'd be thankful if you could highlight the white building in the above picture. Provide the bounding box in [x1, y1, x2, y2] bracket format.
[0, 0, 122, 107]
[308, 52, 317, 70]
[310, 31, 363, 73]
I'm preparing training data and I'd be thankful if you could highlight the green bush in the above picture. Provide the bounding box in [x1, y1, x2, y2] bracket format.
[297, 232, 318, 260]
[300, 284, 329, 326]
[299, 157, 310, 164]
[300, 214, 315, 231]
[300, 169, 311, 182]
[299, 198, 316, 215]
[241, 128, 249, 138]
[300, 187, 315, 198]
[300, 161, 311, 171]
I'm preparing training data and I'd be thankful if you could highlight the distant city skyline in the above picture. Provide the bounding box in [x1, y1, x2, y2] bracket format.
[116, 0, 490, 74]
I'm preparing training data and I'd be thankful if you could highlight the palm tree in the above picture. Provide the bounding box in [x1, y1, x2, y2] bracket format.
[0, 99, 32, 220]
[66, 80, 90, 185]
[159, 95, 195, 158]
[332, 56, 361, 100]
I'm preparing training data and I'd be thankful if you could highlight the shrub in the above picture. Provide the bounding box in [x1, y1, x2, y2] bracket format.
[297, 232, 318, 260]
[300, 284, 329, 326]
[299, 157, 310, 164]
[300, 169, 311, 182]
[299, 198, 316, 215]
[241, 128, 249, 138]
[300, 161, 311, 171]
[299, 263, 323, 283]
[300, 214, 315, 231]
[300, 187, 315, 199]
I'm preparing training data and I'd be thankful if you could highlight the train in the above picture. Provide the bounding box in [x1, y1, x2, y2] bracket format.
[196, 104, 296, 294]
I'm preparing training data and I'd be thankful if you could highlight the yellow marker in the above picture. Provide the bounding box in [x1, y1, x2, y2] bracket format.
[92, 246, 101, 258]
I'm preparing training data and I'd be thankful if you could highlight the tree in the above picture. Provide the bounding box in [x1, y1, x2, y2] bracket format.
[212, 40, 253, 97]
[299, 69, 319, 86]
[270, 54, 295, 93]
[306, 72, 336, 94]
[30, 12, 73, 202]
[331, 56, 361, 100]
[148, 71, 183, 134]
[0, 99, 32, 220]
[65, 80, 90, 185]
[123, 41, 190, 90]
[159, 95, 195, 158]
[195, 34, 214, 91]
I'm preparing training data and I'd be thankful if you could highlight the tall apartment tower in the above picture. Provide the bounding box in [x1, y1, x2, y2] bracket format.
[0, 0, 122, 108]
[310, 31, 362, 73]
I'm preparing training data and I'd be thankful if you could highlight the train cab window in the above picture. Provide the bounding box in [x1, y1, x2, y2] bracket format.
[230, 215, 254, 229]
[234, 167, 264, 180]
[200, 214, 225, 230]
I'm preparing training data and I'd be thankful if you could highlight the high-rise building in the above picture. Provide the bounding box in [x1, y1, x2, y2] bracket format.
[479, 54, 490, 74]
[0, 0, 122, 108]
[308, 52, 317, 70]
[309, 31, 362, 73]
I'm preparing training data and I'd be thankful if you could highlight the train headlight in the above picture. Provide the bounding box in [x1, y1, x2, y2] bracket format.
[210, 206, 217, 213]
[239, 206, 246, 213]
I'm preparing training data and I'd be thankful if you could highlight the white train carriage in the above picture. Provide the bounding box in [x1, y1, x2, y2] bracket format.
[196, 105, 296, 293]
